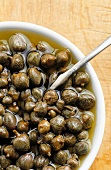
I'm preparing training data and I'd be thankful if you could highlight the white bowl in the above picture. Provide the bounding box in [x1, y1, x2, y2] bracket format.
[0, 21, 105, 170]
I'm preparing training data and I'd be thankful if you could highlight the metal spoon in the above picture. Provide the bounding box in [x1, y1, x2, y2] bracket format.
[50, 36, 111, 89]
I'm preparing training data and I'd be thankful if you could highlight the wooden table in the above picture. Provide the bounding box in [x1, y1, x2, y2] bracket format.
[0, 0, 111, 169]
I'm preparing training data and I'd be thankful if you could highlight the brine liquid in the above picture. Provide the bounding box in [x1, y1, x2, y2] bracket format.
[0, 29, 96, 168]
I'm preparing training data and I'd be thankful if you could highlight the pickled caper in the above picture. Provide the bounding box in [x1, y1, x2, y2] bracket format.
[0, 33, 96, 169]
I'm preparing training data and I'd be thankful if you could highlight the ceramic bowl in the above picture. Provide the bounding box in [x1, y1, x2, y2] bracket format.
[0, 21, 105, 170]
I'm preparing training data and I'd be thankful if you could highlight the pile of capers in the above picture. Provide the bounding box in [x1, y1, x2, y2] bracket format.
[0, 33, 95, 170]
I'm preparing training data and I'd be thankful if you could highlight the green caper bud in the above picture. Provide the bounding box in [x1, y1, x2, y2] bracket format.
[8, 86, 20, 101]
[29, 130, 39, 144]
[61, 106, 77, 118]
[42, 166, 55, 170]
[56, 99, 65, 111]
[0, 77, 8, 88]
[32, 87, 43, 100]
[48, 109, 56, 118]
[54, 150, 68, 164]
[61, 89, 78, 105]
[64, 133, 76, 146]
[25, 101, 35, 112]
[0, 116, 3, 126]
[0, 52, 9, 64]
[30, 112, 43, 124]
[39, 144, 51, 157]
[3, 112, 16, 130]
[43, 90, 58, 105]
[41, 54, 56, 68]
[77, 130, 89, 141]
[0, 104, 5, 115]
[17, 120, 29, 132]
[0, 126, 9, 138]
[56, 49, 69, 67]
[12, 73, 29, 90]
[34, 101, 47, 116]
[4, 145, 19, 159]
[34, 155, 49, 168]
[20, 89, 31, 100]
[74, 141, 90, 155]
[37, 41, 54, 53]
[77, 90, 95, 110]
[6, 165, 21, 170]
[67, 154, 79, 169]
[11, 54, 24, 71]
[81, 111, 94, 129]
[28, 68, 42, 86]
[66, 118, 83, 134]
[27, 51, 41, 66]
[43, 132, 55, 143]
[51, 135, 64, 151]
[9, 34, 26, 52]
[2, 96, 12, 105]
[16, 153, 34, 170]
[0, 155, 11, 168]
[23, 112, 30, 121]
[8, 104, 19, 114]
[13, 130, 30, 151]
[50, 115, 66, 134]
[0, 41, 8, 52]
[73, 71, 90, 87]
[38, 120, 50, 134]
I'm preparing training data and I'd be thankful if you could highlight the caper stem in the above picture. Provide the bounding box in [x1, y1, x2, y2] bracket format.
[13, 130, 20, 137]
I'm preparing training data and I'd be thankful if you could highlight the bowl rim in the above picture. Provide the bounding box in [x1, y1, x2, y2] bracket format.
[0, 21, 105, 170]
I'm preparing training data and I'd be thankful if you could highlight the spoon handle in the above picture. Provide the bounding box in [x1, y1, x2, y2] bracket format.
[50, 36, 111, 89]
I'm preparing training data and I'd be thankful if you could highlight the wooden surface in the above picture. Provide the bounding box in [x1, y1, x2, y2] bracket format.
[0, 0, 111, 169]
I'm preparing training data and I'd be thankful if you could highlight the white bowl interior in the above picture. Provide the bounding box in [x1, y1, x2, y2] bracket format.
[0, 21, 105, 170]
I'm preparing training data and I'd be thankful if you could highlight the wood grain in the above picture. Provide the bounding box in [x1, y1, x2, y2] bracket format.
[0, 0, 111, 169]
